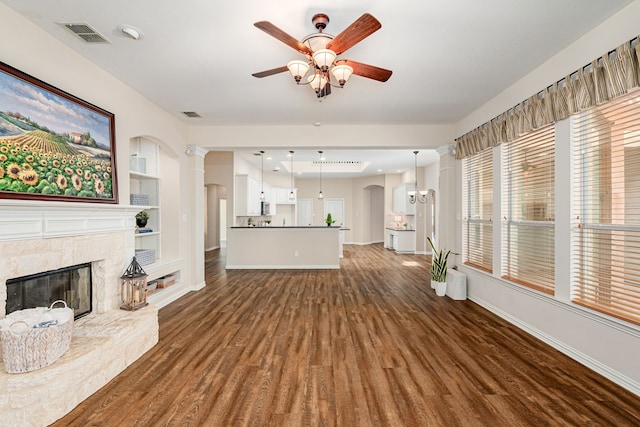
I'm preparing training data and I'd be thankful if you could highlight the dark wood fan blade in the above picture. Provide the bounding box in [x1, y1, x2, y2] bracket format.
[252, 66, 289, 78]
[335, 59, 392, 82]
[325, 13, 381, 55]
[254, 21, 313, 55]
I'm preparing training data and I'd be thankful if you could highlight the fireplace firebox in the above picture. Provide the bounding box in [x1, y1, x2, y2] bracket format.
[6, 263, 92, 320]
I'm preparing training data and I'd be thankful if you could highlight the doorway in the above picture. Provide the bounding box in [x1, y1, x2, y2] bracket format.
[324, 198, 344, 226]
[296, 199, 313, 226]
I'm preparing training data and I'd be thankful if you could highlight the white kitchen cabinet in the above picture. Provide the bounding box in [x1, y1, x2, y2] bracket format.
[385, 228, 416, 254]
[392, 183, 416, 215]
[275, 186, 297, 204]
[236, 175, 262, 216]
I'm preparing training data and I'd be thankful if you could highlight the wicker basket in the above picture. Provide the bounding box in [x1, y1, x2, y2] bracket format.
[0, 300, 74, 373]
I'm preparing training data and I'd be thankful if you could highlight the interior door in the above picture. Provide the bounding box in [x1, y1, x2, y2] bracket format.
[296, 199, 313, 226]
[324, 198, 344, 226]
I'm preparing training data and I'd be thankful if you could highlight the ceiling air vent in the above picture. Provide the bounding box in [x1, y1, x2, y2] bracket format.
[60, 23, 110, 44]
[182, 111, 202, 118]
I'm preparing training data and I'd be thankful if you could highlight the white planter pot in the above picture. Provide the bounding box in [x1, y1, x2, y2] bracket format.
[434, 280, 447, 296]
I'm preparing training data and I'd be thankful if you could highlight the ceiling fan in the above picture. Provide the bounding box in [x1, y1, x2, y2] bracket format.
[252, 13, 392, 99]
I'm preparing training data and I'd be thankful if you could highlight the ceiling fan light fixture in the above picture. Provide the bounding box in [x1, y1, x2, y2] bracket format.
[331, 64, 353, 86]
[308, 72, 328, 93]
[312, 49, 336, 72]
[252, 13, 391, 99]
[302, 33, 333, 52]
[287, 60, 310, 83]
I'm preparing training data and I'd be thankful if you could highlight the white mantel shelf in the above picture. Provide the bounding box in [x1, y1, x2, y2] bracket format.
[0, 199, 140, 242]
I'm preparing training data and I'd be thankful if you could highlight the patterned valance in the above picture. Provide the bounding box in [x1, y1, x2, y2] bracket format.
[455, 37, 640, 160]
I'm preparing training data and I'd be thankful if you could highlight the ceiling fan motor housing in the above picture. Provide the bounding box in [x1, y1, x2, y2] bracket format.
[304, 14, 333, 52]
[312, 14, 329, 31]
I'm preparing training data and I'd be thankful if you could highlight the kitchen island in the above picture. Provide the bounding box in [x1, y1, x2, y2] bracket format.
[384, 227, 416, 253]
[226, 226, 341, 269]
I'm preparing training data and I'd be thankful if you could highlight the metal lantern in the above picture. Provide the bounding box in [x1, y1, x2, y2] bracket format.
[120, 257, 148, 311]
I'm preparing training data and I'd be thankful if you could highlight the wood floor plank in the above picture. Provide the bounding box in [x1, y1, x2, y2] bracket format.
[52, 244, 640, 426]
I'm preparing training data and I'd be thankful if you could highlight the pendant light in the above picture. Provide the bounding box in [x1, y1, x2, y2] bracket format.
[318, 150, 324, 199]
[408, 151, 429, 204]
[288, 150, 295, 201]
[259, 150, 265, 200]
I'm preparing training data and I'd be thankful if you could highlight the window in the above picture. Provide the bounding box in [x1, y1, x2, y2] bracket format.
[463, 148, 493, 272]
[572, 90, 640, 325]
[502, 125, 555, 294]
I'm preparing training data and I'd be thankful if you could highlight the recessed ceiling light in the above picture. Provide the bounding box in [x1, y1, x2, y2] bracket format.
[313, 122, 321, 127]
[119, 25, 143, 40]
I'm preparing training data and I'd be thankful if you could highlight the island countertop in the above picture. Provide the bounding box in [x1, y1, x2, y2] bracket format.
[226, 226, 341, 269]
[231, 226, 341, 229]
[385, 227, 415, 232]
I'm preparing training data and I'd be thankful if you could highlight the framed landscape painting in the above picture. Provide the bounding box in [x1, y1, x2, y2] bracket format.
[0, 62, 117, 204]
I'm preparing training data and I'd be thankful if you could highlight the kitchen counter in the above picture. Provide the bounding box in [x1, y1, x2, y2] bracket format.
[232, 226, 341, 229]
[385, 228, 416, 253]
[226, 226, 341, 269]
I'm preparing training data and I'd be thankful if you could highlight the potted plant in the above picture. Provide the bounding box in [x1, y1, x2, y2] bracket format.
[427, 237, 451, 296]
[135, 210, 149, 228]
[325, 213, 336, 227]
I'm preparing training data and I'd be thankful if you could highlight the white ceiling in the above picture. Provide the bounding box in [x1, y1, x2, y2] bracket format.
[1, 0, 632, 176]
[234, 148, 442, 179]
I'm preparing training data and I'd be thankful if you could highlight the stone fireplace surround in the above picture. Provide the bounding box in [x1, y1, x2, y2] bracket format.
[0, 200, 159, 426]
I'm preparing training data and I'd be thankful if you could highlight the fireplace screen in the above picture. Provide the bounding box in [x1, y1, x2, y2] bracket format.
[6, 263, 92, 319]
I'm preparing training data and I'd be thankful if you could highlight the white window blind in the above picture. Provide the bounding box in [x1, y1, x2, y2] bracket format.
[463, 148, 493, 272]
[502, 125, 555, 294]
[572, 90, 640, 326]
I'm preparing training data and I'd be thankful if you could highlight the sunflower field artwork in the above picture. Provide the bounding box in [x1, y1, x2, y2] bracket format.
[0, 62, 117, 204]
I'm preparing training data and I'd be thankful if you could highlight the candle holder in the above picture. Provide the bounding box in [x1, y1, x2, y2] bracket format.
[120, 256, 148, 311]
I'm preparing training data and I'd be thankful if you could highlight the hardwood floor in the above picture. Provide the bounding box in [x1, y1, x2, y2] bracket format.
[54, 244, 640, 426]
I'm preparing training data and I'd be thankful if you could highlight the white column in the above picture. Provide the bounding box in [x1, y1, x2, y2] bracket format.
[437, 145, 459, 258]
[185, 145, 208, 290]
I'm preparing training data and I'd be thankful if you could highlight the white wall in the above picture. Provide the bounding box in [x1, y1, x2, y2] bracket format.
[205, 185, 221, 250]
[297, 178, 353, 230]
[0, 4, 200, 291]
[450, 0, 640, 394]
[368, 185, 385, 244]
[190, 124, 455, 150]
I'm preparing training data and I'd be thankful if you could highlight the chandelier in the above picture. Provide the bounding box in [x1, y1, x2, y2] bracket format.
[408, 151, 431, 204]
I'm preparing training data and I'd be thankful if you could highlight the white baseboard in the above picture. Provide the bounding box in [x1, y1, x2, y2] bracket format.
[469, 294, 640, 397]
